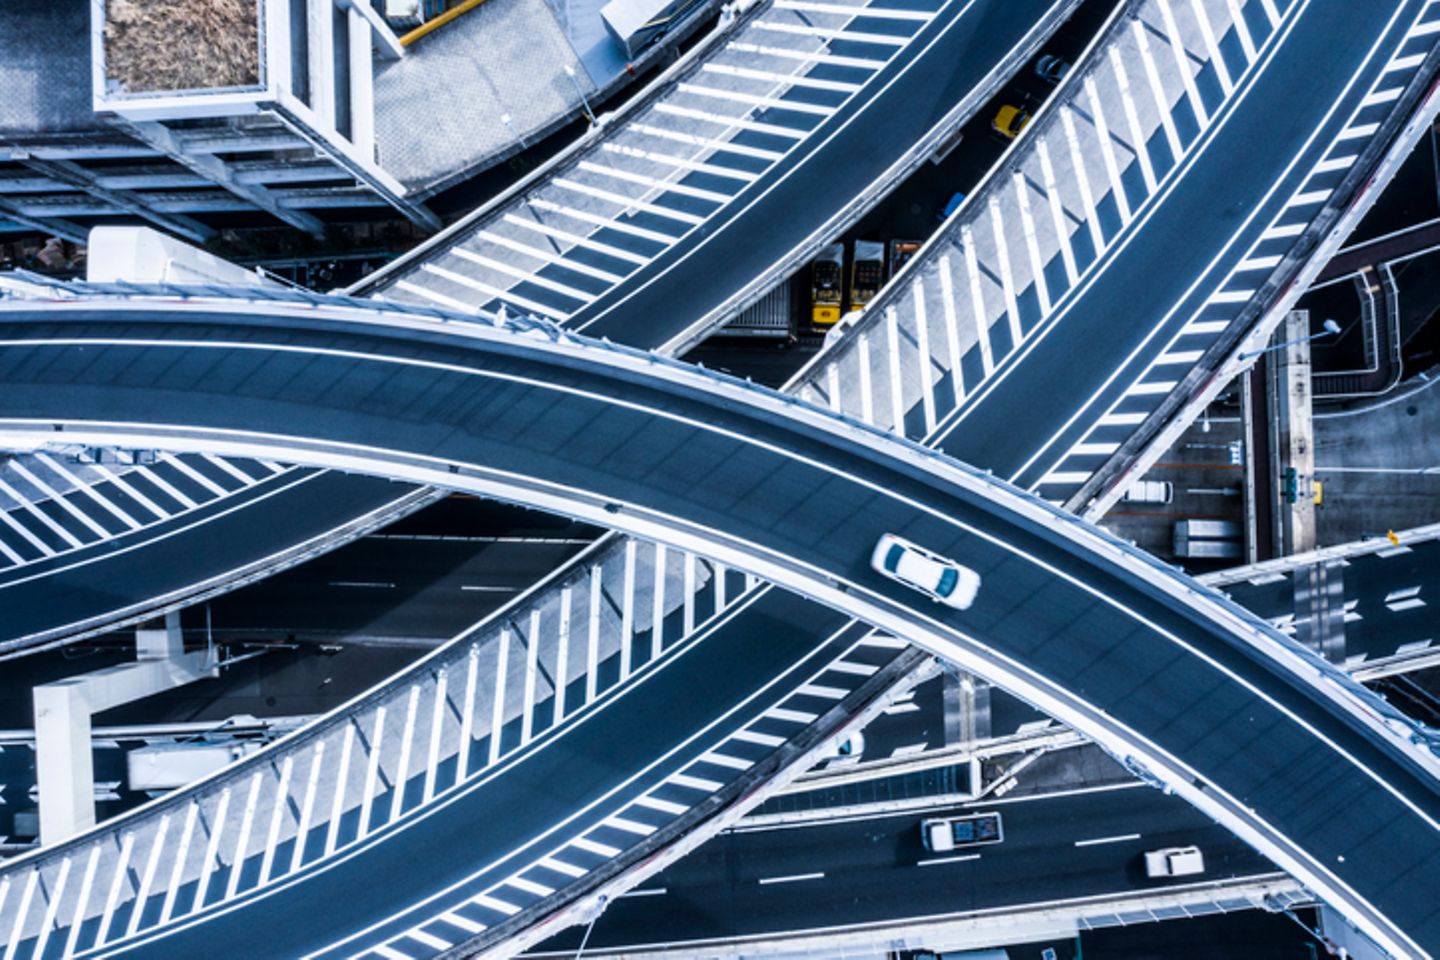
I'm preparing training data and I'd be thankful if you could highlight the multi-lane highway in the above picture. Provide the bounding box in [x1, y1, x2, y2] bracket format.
[528, 780, 1282, 955]
[0, 298, 1436, 957]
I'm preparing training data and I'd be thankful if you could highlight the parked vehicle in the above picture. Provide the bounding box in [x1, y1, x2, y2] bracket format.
[1144, 845, 1205, 878]
[1173, 518, 1242, 559]
[1121, 479, 1174, 504]
[921, 811, 1004, 852]
[871, 533, 981, 609]
[992, 104, 1031, 139]
[810, 243, 845, 327]
[849, 239, 885, 311]
[1035, 54, 1071, 84]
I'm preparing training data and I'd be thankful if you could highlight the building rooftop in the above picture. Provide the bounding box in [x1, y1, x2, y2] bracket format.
[0, 1, 100, 136]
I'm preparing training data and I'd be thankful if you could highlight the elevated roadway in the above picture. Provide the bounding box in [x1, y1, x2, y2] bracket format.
[0, 298, 1436, 957]
[0, 0, 1085, 656]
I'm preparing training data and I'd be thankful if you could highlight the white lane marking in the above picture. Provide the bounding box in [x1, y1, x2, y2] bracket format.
[629, 121, 786, 161]
[931, 256, 964, 413]
[527, 197, 677, 244]
[1082, 77, 1133, 224]
[727, 41, 887, 70]
[0, 476, 83, 548]
[1360, 86, 1404, 107]
[292, 743, 327, 873]
[621, 887, 668, 898]
[757, 872, 825, 885]
[1131, 18, 1185, 161]
[224, 772, 264, 901]
[1188, 0, 1233, 94]
[507, 875, 554, 896]
[699, 750, 752, 770]
[634, 794, 689, 815]
[677, 82, 836, 117]
[1385, 52, 1426, 72]
[917, 853, 982, 866]
[438, 910, 485, 934]
[764, 706, 818, 723]
[1407, 17, 1440, 38]
[1224, 0, 1258, 61]
[703, 62, 863, 93]
[471, 893, 519, 916]
[577, 160, 733, 203]
[750, 21, 910, 45]
[653, 103, 811, 140]
[885, 307, 905, 431]
[601, 141, 759, 183]
[733, 728, 786, 746]
[572, 836, 621, 858]
[669, 772, 724, 792]
[502, 214, 649, 265]
[1013, 173, 1052, 315]
[1074, 832, 1142, 847]
[0, 502, 55, 557]
[8, 460, 114, 537]
[538, 855, 587, 878]
[1036, 140, 1079, 285]
[776, 0, 931, 19]
[1336, 122, 1380, 141]
[828, 659, 879, 677]
[798, 682, 849, 699]
[34, 454, 139, 528]
[552, 177, 706, 225]
[1236, 254, 1281, 270]
[1285, 188, 1332, 207]
[987, 198, 1023, 349]
[1261, 221, 1305, 239]
[161, 453, 227, 496]
[602, 815, 656, 835]
[421, 263, 568, 320]
[407, 928, 453, 950]
[1098, 411, 1146, 426]
[1314, 154, 1358, 174]
[1155, 0, 1208, 127]
[1060, 107, 1108, 257]
[452, 247, 598, 302]
[31, 856, 71, 960]
[395, 280, 478, 315]
[61, 845, 101, 959]
[1108, 47, 1157, 194]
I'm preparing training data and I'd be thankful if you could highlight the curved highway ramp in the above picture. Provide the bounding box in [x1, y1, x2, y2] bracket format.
[0, 298, 1435, 958]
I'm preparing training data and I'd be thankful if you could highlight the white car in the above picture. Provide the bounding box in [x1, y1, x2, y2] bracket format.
[870, 533, 981, 609]
[1144, 845, 1205, 878]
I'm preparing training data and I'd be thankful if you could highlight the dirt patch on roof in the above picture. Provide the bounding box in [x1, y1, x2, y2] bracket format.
[104, 0, 261, 93]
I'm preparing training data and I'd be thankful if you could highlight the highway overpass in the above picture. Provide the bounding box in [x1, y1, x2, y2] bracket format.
[0, 297, 1435, 957]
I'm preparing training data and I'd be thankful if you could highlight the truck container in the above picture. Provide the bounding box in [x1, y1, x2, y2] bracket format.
[1121, 479, 1173, 504]
[849, 239, 885, 311]
[810, 243, 845, 327]
[921, 811, 1004, 852]
[1144, 845, 1205, 878]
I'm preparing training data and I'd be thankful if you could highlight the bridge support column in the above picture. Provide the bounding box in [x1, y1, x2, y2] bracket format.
[33, 612, 213, 845]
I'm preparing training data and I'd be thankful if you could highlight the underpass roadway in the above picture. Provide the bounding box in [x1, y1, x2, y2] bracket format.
[0, 298, 1435, 958]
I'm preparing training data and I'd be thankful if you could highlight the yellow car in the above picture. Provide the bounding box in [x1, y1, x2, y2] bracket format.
[991, 104, 1032, 140]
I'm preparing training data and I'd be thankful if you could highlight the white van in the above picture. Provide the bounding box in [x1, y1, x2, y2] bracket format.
[1144, 845, 1205, 878]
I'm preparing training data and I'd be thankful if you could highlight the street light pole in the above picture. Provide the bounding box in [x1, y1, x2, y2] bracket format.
[563, 64, 598, 126]
[1239, 318, 1341, 360]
